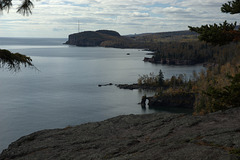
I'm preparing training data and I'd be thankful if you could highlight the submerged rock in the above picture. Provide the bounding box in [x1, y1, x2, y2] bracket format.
[1, 108, 240, 160]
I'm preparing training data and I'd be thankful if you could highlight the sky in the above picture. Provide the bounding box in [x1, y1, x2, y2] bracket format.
[0, 0, 239, 38]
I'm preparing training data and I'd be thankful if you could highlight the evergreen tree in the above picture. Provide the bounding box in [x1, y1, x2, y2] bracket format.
[158, 69, 164, 86]
[0, 0, 35, 16]
[0, 49, 35, 71]
[204, 72, 240, 111]
[0, 1, 36, 71]
[189, 0, 240, 45]
[221, 0, 240, 14]
[190, 0, 240, 113]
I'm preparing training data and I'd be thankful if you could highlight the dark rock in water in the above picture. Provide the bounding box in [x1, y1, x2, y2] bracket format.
[1, 107, 240, 160]
[143, 57, 155, 63]
[140, 95, 147, 108]
[98, 83, 113, 87]
[116, 84, 158, 90]
[143, 57, 197, 65]
[145, 52, 154, 55]
[116, 83, 140, 90]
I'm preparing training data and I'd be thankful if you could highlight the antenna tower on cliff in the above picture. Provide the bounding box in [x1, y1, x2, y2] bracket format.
[78, 20, 80, 33]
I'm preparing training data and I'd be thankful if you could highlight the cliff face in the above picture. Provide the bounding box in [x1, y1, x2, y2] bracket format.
[1, 107, 240, 160]
[65, 30, 121, 46]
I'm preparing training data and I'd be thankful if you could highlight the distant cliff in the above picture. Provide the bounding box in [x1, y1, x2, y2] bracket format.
[65, 30, 125, 47]
[1, 107, 240, 160]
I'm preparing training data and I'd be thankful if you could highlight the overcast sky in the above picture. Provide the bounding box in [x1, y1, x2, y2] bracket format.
[0, 0, 239, 38]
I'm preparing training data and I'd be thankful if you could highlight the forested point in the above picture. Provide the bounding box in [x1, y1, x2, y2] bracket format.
[137, 0, 240, 114]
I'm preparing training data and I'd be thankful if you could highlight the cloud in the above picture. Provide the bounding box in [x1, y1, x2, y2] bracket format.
[0, 0, 239, 37]
[152, 6, 193, 14]
[132, 12, 150, 17]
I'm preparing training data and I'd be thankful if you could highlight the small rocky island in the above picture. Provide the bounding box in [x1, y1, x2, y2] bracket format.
[1, 107, 240, 160]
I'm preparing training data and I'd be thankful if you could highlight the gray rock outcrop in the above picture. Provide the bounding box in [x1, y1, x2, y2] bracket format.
[1, 107, 240, 160]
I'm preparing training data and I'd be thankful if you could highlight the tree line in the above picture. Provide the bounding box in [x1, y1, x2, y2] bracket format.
[149, 41, 239, 65]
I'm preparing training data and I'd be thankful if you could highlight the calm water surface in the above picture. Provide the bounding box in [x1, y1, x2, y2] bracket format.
[0, 38, 204, 151]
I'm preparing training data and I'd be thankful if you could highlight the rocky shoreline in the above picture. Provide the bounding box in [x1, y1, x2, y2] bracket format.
[117, 84, 195, 110]
[143, 57, 197, 65]
[116, 83, 159, 90]
[1, 107, 240, 160]
[147, 93, 195, 109]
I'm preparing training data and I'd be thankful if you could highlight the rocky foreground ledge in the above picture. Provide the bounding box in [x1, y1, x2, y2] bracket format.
[1, 108, 240, 160]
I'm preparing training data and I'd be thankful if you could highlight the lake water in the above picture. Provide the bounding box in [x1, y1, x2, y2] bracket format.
[0, 37, 204, 152]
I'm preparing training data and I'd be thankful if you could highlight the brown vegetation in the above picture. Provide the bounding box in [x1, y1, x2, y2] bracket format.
[137, 43, 240, 114]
